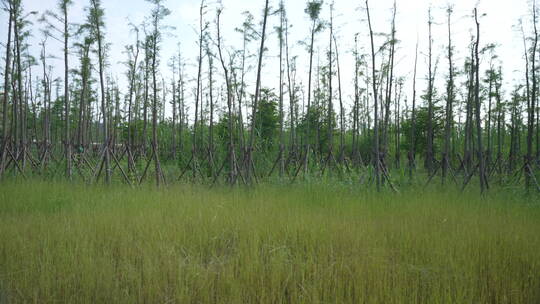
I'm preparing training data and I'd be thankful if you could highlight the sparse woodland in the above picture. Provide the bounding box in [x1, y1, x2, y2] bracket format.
[0, 0, 539, 193]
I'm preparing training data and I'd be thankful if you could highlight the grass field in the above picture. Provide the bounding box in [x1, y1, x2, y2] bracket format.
[0, 181, 539, 303]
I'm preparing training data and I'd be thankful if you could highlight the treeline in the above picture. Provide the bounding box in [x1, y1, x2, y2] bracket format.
[0, 0, 539, 193]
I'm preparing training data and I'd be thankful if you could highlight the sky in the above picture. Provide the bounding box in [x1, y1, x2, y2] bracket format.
[0, 0, 534, 121]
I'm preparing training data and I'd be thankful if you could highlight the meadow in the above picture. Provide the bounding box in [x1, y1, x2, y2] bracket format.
[0, 180, 539, 303]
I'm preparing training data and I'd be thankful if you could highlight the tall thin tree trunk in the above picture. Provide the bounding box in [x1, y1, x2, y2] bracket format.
[474, 8, 487, 192]
[0, 3, 13, 178]
[246, 0, 269, 184]
[408, 42, 418, 180]
[91, 0, 110, 184]
[527, 2, 538, 192]
[63, 3, 71, 179]
[366, 0, 380, 191]
[278, 0, 285, 177]
[443, 7, 454, 184]
[426, 8, 434, 174]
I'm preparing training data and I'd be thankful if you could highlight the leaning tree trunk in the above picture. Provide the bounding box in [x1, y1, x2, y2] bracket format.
[334, 35, 345, 162]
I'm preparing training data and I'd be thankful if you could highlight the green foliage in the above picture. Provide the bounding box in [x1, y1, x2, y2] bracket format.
[216, 114, 241, 146]
[305, 0, 323, 22]
[401, 105, 445, 155]
[255, 88, 279, 149]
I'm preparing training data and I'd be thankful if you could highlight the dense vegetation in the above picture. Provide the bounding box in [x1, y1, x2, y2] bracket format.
[0, 181, 539, 303]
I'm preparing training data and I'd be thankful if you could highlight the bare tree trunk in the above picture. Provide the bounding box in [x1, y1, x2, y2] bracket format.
[151, 35, 162, 186]
[76, 40, 90, 150]
[127, 30, 139, 153]
[284, 17, 296, 155]
[63, 2, 71, 179]
[217, 8, 237, 184]
[206, 42, 215, 175]
[278, 0, 285, 178]
[408, 42, 418, 180]
[326, 2, 334, 163]
[0, 3, 13, 178]
[192, 0, 205, 178]
[474, 8, 487, 192]
[366, 0, 380, 191]
[443, 7, 454, 184]
[171, 58, 177, 160]
[352, 34, 359, 161]
[426, 8, 434, 174]
[91, 0, 110, 184]
[464, 39, 475, 172]
[495, 69, 503, 171]
[142, 40, 149, 153]
[178, 56, 185, 156]
[527, 2, 538, 192]
[333, 35, 345, 162]
[13, 1, 25, 172]
[246, 0, 269, 184]
[382, 0, 396, 164]
[304, 18, 317, 176]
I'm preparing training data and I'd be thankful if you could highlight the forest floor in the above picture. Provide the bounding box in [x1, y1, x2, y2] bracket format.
[0, 180, 539, 303]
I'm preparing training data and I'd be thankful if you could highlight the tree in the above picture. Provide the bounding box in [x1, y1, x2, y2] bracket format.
[442, 6, 454, 184]
[277, 0, 285, 177]
[474, 8, 488, 192]
[0, 0, 13, 179]
[526, 1, 538, 192]
[300, 0, 323, 176]
[216, 6, 239, 184]
[124, 23, 140, 152]
[88, 0, 110, 183]
[245, 0, 270, 184]
[43, 0, 73, 179]
[366, 0, 380, 191]
[408, 41, 418, 180]
[145, 0, 169, 186]
[426, 7, 435, 174]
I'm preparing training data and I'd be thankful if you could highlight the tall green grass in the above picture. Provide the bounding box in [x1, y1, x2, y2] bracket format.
[0, 180, 539, 303]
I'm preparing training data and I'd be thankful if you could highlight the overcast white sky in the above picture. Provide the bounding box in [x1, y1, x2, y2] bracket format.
[0, 0, 534, 120]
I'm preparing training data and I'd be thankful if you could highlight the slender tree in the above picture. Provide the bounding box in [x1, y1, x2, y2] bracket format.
[474, 8, 487, 192]
[216, 6, 238, 184]
[301, 0, 323, 176]
[442, 6, 454, 184]
[408, 41, 418, 180]
[245, 0, 270, 184]
[146, 0, 169, 186]
[426, 7, 434, 174]
[526, 1, 538, 192]
[0, 0, 13, 178]
[366, 0, 380, 191]
[88, 0, 110, 183]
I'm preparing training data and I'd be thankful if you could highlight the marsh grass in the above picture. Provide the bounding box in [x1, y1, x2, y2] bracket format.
[0, 180, 539, 303]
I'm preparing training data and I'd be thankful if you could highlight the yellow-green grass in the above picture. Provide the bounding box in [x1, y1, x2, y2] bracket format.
[0, 181, 539, 303]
